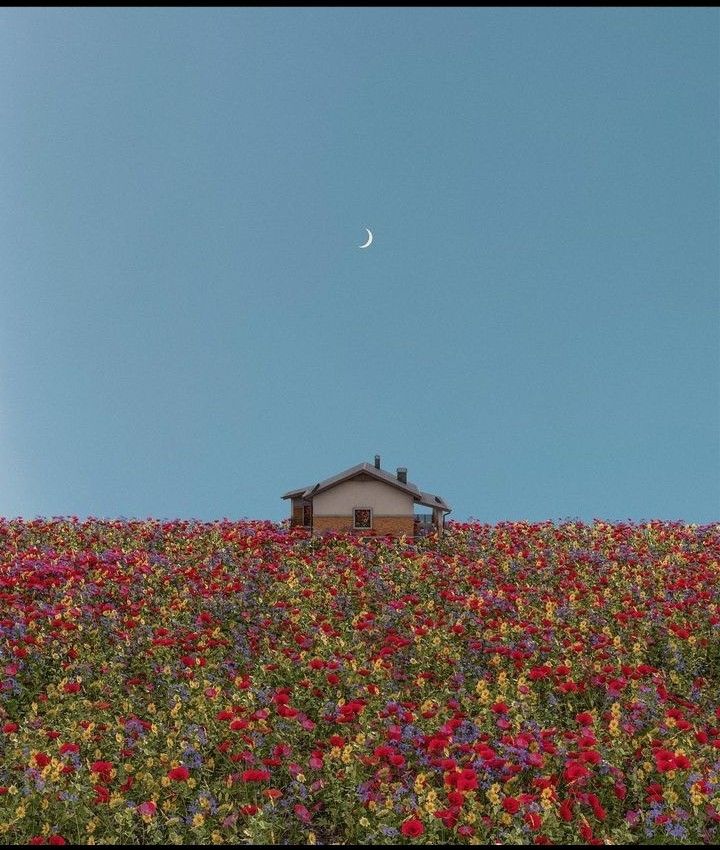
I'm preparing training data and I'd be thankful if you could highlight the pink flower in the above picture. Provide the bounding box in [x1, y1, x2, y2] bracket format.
[294, 804, 312, 823]
[137, 801, 157, 817]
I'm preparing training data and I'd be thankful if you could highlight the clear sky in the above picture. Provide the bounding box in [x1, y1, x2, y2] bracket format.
[1, 7, 718, 524]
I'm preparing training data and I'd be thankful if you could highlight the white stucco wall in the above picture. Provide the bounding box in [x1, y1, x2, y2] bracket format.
[313, 479, 415, 517]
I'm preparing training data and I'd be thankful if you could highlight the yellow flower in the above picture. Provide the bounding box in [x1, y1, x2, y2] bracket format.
[192, 813, 205, 828]
[307, 833, 316, 845]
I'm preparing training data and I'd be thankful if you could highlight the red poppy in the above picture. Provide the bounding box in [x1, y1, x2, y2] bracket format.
[34, 752, 52, 769]
[91, 760, 113, 775]
[167, 765, 190, 781]
[525, 811, 542, 830]
[559, 799, 573, 822]
[564, 761, 590, 782]
[503, 796, 521, 814]
[241, 769, 270, 782]
[93, 785, 110, 804]
[456, 768, 478, 791]
[400, 817, 425, 837]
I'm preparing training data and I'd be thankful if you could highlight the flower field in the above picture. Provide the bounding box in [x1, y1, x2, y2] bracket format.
[1, 517, 719, 845]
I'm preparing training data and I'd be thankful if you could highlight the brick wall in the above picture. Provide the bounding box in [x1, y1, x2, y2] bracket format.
[312, 515, 414, 537]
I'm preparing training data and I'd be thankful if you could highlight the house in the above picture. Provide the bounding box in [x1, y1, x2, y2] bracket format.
[282, 455, 451, 538]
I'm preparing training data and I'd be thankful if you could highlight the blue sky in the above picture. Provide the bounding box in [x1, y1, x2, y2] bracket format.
[1, 8, 718, 524]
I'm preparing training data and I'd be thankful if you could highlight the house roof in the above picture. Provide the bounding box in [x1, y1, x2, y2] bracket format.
[416, 490, 452, 512]
[282, 462, 451, 513]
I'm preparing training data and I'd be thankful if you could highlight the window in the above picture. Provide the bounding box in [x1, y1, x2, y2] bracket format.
[303, 504, 312, 527]
[353, 507, 372, 529]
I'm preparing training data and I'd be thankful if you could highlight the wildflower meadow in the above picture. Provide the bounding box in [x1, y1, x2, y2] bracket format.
[0, 516, 718, 845]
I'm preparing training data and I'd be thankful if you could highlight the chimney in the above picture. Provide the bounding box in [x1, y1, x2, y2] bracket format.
[396, 467, 407, 484]
[374, 454, 381, 470]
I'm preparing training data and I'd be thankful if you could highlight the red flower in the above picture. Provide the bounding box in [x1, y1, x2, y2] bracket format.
[241, 769, 270, 782]
[502, 796, 521, 814]
[456, 768, 478, 791]
[63, 682, 81, 694]
[167, 765, 190, 781]
[525, 811, 542, 830]
[564, 760, 590, 782]
[559, 799, 574, 822]
[434, 808, 458, 828]
[586, 792, 606, 821]
[653, 749, 677, 772]
[400, 817, 425, 837]
[675, 753, 691, 770]
[34, 752, 52, 769]
[90, 761, 113, 779]
[48, 838, 66, 846]
[2, 722, 18, 734]
[93, 784, 110, 804]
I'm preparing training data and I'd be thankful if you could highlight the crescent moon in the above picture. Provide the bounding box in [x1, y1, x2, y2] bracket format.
[359, 228, 373, 249]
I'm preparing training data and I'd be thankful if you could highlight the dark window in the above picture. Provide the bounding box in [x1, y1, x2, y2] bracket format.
[303, 504, 312, 527]
[353, 508, 372, 529]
